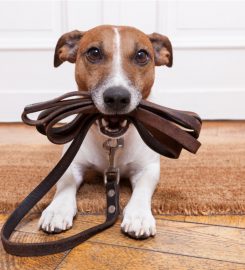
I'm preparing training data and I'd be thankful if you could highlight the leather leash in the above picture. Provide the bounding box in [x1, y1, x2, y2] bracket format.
[1, 91, 202, 256]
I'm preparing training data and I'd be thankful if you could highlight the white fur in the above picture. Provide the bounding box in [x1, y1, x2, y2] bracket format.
[39, 27, 160, 238]
[112, 27, 125, 86]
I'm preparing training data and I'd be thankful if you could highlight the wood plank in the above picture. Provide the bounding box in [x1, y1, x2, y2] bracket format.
[14, 214, 245, 264]
[0, 233, 69, 270]
[157, 215, 245, 228]
[58, 241, 245, 270]
[1, 214, 245, 269]
[3, 212, 245, 231]
[15, 214, 245, 236]
[0, 214, 68, 270]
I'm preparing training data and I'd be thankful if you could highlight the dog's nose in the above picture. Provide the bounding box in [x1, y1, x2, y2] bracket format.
[103, 87, 131, 111]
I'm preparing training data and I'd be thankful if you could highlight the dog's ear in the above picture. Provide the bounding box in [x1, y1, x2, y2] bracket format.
[148, 33, 173, 67]
[54, 30, 85, 67]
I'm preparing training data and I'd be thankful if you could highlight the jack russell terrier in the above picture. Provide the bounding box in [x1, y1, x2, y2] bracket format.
[39, 25, 173, 239]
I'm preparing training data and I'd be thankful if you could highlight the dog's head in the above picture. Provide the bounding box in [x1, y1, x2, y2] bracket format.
[54, 25, 172, 137]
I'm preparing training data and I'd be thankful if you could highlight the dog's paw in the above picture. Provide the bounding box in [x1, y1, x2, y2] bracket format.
[121, 205, 156, 239]
[38, 199, 77, 233]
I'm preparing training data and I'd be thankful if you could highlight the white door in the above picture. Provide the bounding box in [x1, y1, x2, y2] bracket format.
[0, 0, 245, 121]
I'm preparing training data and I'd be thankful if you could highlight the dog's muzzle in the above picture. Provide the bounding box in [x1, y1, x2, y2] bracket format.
[96, 86, 131, 137]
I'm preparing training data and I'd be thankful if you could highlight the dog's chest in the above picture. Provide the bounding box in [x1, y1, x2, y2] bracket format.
[72, 124, 158, 177]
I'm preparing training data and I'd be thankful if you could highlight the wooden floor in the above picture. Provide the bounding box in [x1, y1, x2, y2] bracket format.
[0, 122, 245, 269]
[0, 214, 245, 270]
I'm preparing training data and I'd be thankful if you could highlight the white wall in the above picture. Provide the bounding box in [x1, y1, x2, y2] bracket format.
[0, 0, 245, 121]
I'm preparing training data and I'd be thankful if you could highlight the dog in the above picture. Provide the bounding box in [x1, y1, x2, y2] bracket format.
[38, 25, 173, 239]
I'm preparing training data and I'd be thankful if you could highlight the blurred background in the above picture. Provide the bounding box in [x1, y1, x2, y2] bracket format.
[0, 0, 245, 121]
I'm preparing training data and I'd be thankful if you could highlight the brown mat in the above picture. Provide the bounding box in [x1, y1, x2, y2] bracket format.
[0, 122, 244, 215]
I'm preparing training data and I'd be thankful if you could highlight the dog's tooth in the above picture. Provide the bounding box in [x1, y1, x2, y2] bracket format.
[121, 120, 127, 127]
[102, 118, 108, 127]
[106, 127, 113, 132]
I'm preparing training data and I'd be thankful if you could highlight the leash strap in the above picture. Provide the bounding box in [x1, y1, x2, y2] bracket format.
[1, 121, 120, 256]
[1, 91, 202, 256]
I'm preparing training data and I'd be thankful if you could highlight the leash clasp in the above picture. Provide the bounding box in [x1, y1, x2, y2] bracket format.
[103, 138, 124, 184]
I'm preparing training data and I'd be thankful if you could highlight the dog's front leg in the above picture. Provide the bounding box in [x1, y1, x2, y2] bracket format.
[121, 160, 160, 239]
[38, 162, 84, 233]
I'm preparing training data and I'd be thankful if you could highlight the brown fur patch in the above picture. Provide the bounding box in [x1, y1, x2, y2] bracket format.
[75, 26, 115, 91]
[119, 26, 155, 99]
[54, 25, 173, 99]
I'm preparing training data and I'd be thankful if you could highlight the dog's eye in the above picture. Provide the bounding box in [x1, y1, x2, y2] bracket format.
[135, 50, 149, 65]
[86, 47, 102, 63]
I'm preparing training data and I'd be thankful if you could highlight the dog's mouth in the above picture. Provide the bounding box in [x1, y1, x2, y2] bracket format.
[98, 116, 130, 138]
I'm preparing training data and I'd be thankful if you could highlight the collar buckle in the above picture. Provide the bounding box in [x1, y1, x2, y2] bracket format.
[103, 138, 124, 184]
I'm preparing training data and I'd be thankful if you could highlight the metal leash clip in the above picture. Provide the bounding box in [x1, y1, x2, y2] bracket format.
[103, 138, 124, 184]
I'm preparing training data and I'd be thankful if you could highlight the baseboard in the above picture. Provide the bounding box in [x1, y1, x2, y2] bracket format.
[1, 90, 244, 122]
